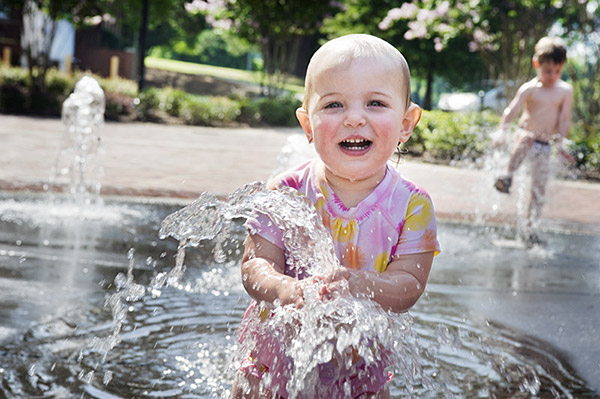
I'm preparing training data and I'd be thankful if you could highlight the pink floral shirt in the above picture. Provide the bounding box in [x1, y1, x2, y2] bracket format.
[247, 159, 440, 274]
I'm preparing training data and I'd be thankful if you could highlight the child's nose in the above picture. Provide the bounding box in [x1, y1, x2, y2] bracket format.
[343, 107, 366, 128]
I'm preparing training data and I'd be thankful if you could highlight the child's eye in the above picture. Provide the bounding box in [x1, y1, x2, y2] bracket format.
[324, 102, 342, 109]
[368, 100, 386, 107]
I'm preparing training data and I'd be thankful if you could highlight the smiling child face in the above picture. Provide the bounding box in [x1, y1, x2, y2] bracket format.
[298, 54, 417, 185]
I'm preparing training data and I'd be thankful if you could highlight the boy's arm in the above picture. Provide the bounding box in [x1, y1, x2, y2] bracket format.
[500, 84, 529, 130]
[241, 234, 307, 308]
[553, 85, 574, 162]
[557, 85, 574, 142]
[324, 251, 434, 313]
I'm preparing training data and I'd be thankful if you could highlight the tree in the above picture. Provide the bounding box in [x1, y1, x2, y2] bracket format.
[558, 0, 600, 140]
[186, 0, 343, 96]
[321, 0, 484, 110]
[13, 0, 112, 102]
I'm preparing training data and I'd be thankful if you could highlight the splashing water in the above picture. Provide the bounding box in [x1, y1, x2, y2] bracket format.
[115, 181, 443, 398]
[87, 178, 589, 398]
[49, 76, 106, 210]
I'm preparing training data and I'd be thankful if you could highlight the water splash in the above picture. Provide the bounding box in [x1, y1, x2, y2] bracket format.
[48, 76, 106, 210]
[80, 175, 591, 397]
[156, 182, 444, 398]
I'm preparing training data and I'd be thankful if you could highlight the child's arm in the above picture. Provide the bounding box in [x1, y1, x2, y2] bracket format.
[323, 251, 434, 313]
[500, 84, 528, 130]
[555, 86, 575, 162]
[241, 234, 309, 308]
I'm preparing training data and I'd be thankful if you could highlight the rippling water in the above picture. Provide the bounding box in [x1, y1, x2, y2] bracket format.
[0, 195, 597, 398]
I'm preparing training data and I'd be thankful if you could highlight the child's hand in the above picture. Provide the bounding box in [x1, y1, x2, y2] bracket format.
[317, 268, 355, 301]
[490, 128, 507, 148]
[288, 275, 328, 308]
[557, 142, 575, 164]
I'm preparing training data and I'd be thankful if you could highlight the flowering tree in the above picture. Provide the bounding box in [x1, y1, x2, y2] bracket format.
[380, 0, 594, 104]
[185, 0, 343, 96]
[378, 0, 480, 109]
[560, 1, 600, 140]
[322, 0, 483, 109]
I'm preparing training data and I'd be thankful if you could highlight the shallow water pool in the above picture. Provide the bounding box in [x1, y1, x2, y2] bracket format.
[0, 195, 598, 398]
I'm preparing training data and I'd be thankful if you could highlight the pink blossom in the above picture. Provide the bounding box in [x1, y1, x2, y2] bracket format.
[378, 16, 392, 31]
[434, 37, 443, 52]
[417, 8, 435, 22]
[212, 18, 232, 30]
[379, 3, 421, 30]
[436, 1, 450, 16]
[185, 0, 226, 14]
[386, 7, 405, 20]
[84, 15, 102, 25]
[408, 20, 427, 39]
[468, 41, 478, 52]
[473, 28, 488, 43]
[329, 1, 347, 10]
[397, 2, 419, 18]
[436, 22, 451, 34]
[185, 0, 208, 12]
[102, 13, 116, 24]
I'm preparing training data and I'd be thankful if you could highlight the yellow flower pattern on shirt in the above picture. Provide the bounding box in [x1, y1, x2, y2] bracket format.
[330, 217, 358, 242]
[373, 252, 390, 273]
[403, 192, 434, 232]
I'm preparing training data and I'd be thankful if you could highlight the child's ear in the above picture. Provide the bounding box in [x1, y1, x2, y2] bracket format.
[532, 57, 540, 69]
[296, 107, 313, 143]
[398, 103, 422, 144]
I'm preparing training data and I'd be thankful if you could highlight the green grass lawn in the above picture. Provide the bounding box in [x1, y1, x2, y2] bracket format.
[145, 57, 305, 94]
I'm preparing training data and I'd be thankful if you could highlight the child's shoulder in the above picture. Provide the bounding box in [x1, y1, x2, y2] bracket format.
[266, 160, 313, 191]
[520, 78, 541, 91]
[555, 79, 573, 91]
[390, 167, 433, 199]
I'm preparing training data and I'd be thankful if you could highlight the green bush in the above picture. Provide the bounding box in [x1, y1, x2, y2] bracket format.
[105, 91, 135, 120]
[255, 95, 301, 127]
[181, 95, 241, 126]
[158, 87, 190, 117]
[238, 98, 262, 125]
[0, 65, 29, 86]
[42, 69, 74, 115]
[411, 110, 500, 161]
[568, 131, 600, 180]
[96, 75, 138, 98]
[0, 66, 29, 114]
[237, 95, 301, 127]
[134, 88, 162, 121]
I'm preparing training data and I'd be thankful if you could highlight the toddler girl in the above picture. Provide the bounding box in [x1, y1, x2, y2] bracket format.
[231, 34, 440, 399]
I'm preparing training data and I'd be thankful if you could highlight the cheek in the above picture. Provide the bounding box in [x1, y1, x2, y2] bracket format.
[312, 116, 338, 141]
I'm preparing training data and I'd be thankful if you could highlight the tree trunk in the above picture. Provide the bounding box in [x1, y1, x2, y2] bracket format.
[423, 65, 433, 111]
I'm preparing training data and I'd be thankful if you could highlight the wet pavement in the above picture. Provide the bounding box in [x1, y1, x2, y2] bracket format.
[1, 114, 599, 394]
[1, 114, 599, 234]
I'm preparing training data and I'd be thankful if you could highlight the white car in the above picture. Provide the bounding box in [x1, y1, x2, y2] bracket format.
[437, 82, 513, 113]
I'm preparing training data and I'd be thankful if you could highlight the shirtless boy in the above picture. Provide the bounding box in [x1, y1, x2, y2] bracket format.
[493, 36, 574, 243]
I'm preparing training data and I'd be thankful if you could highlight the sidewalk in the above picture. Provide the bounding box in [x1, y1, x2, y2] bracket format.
[1, 114, 599, 234]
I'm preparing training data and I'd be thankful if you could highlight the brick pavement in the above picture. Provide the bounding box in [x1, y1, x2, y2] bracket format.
[1, 114, 599, 234]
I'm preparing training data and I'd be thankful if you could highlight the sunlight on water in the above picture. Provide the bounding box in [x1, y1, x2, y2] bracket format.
[78, 181, 592, 398]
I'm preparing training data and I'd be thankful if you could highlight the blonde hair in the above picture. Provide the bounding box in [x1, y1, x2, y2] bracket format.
[302, 34, 412, 111]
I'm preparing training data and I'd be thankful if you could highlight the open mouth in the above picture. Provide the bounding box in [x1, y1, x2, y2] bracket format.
[339, 138, 372, 151]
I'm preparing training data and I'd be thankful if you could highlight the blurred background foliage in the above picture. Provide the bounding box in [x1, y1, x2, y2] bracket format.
[0, 0, 598, 178]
